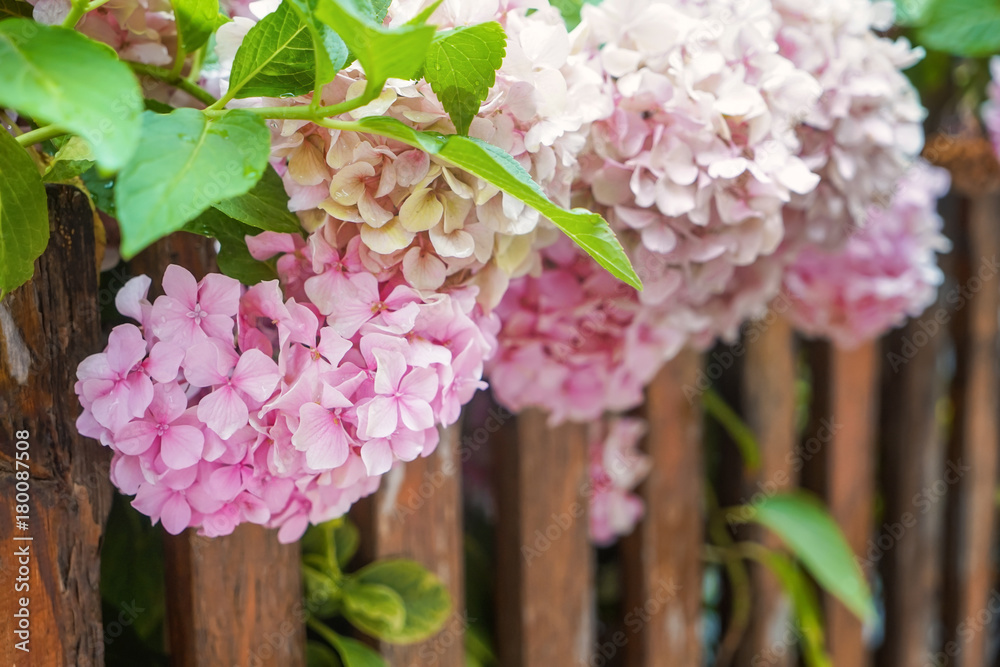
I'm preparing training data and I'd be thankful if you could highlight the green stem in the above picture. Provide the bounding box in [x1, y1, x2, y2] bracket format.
[185, 46, 206, 84]
[84, 0, 112, 11]
[128, 62, 218, 107]
[0, 111, 22, 136]
[207, 82, 377, 118]
[61, 0, 87, 28]
[306, 616, 343, 648]
[170, 45, 188, 80]
[16, 125, 67, 147]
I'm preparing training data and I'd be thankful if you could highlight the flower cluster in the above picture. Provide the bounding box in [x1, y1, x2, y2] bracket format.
[488, 238, 684, 424]
[237, 0, 608, 309]
[588, 416, 650, 546]
[76, 244, 497, 541]
[984, 57, 1000, 160]
[782, 161, 951, 347]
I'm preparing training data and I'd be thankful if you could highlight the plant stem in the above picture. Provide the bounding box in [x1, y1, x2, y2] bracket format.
[61, 0, 87, 28]
[84, 0, 112, 11]
[305, 616, 343, 648]
[186, 47, 206, 84]
[16, 125, 67, 147]
[0, 111, 22, 136]
[128, 62, 218, 107]
[207, 83, 377, 119]
[170, 45, 187, 80]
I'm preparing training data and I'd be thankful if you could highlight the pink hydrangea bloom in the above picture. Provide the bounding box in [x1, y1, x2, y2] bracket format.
[488, 238, 684, 423]
[783, 161, 951, 347]
[588, 417, 650, 546]
[76, 258, 497, 542]
[983, 57, 1000, 159]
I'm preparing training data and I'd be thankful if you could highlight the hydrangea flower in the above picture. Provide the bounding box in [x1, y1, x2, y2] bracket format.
[76, 258, 498, 541]
[589, 417, 650, 546]
[782, 161, 951, 347]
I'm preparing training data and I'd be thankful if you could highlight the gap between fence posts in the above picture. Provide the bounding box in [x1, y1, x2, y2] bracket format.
[495, 409, 594, 667]
[621, 348, 704, 667]
[0, 185, 111, 667]
[941, 192, 1000, 667]
[352, 422, 466, 667]
[132, 233, 305, 667]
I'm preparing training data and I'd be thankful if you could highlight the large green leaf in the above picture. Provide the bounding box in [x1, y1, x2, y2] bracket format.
[228, 1, 315, 99]
[314, 0, 436, 88]
[327, 633, 386, 667]
[424, 22, 506, 135]
[172, 0, 228, 52]
[306, 641, 342, 667]
[0, 20, 142, 170]
[737, 492, 876, 624]
[183, 207, 278, 284]
[285, 0, 349, 87]
[341, 581, 407, 638]
[339, 116, 642, 289]
[0, 128, 48, 297]
[347, 559, 451, 644]
[918, 0, 1000, 56]
[115, 108, 270, 258]
[212, 165, 302, 233]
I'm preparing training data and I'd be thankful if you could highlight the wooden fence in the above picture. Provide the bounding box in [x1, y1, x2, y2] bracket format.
[1, 148, 999, 667]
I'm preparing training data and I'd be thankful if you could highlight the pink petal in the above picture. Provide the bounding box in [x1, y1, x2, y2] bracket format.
[197, 386, 249, 439]
[362, 395, 398, 439]
[293, 403, 352, 470]
[184, 340, 238, 387]
[161, 265, 198, 308]
[397, 396, 435, 431]
[160, 493, 192, 534]
[148, 382, 188, 424]
[114, 420, 158, 455]
[106, 325, 148, 376]
[115, 275, 152, 323]
[231, 349, 281, 402]
[159, 425, 205, 469]
[360, 438, 393, 476]
[125, 372, 155, 419]
[146, 341, 185, 383]
[198, 273, 241, 318]
[373, 350, 406, 395]
[400, 366, 439, 403]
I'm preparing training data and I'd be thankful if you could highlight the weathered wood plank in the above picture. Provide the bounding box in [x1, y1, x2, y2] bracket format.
[352, 423, 466, 667]
[621, 348, 703, 667]
[941, 193, 1000, 667]
[0, 186, 112, 667]
[735, 319, 799, 667]
[132, 233, 305, 667]
[496, 410, 594, 667]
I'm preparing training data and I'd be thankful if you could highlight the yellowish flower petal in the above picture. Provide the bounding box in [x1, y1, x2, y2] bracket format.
[399, 189, 444, 232]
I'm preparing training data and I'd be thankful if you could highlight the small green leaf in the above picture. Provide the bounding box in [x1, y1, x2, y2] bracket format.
[548, 0, 599, 30]
[115, 108, 270, 258]
[183, 208, 278, 284]
[285, 0, 349, 86]
[172, 0, 228, 52]
[348, 559, 451, 644]
[333, 518, 360, 569]
[424, 22, 506, 135]
[212, 166, 302, 233]
[228, 1, 316, 99]
[341, 116, 641, 289]
[735, 492, 876, 624]
[0, 20, 142, 170]
[306, 641, 342, 667]
[917, 0, 1000, 56]
[314, 0, 436, 88]
[43, 136, 95, 183]
[302, 563, 342, 618]
[327, 633, 386, 667]
[0, 0, 32, 19]
[0, 128, 48, 297]
[341, 581, 407, 638]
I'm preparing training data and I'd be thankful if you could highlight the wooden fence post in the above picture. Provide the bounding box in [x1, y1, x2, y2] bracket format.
[802, 340, 879, 667]
[131, 233, 305, 667]
[941, 192, 1000, 667]
[877, 312, 947, 667]
[621, 348, 703, 667]
[0, 186, 112, 666]
[496, 410, 594, 667]
[352, 423, 466, 667]
[736, 318, 799, 667]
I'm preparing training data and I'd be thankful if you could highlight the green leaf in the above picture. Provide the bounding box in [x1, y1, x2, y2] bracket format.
[228, 1, 316, 99]
[333, 518, 360, 569]
[0, 20, 142, 170]
[753, 551, 832, 667]
[302, 562, 342, 618]
[306, 641, 343, 667]
[894, 0, 933, 26]
[172, 0, 228, 52]
[348, 559, 451, 644]
[285, 0, 349, 86]
[735, 492, 876, 624]
[314, 0, 436, 88]
[339, 116, 641, 289]
[548, 0, 599, 30]
[0, 0, 32, 19]
[212, 166, 302, 233]
[917, 0, 1000, 56]
[43, 136, 95, 183]
[424, 22, 506, 135]
[115, 108, 270, 258]
[327, 633, 386, 667]
[703, 388, 760, 473]
[183, 208, 278, 284]
[341, 581, 407, 638]
[0, 127, 48, 297]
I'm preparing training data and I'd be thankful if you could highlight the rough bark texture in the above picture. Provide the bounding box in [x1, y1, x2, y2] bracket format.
[132, 233, 305, 667]
[735, 320, 798, 667]
[0, 186, 112, 667]
[621, 349, 703, 667]
[496, 410, 594, 667]
[941, 193, 1000, 667]
[353, 423, 466, 667]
